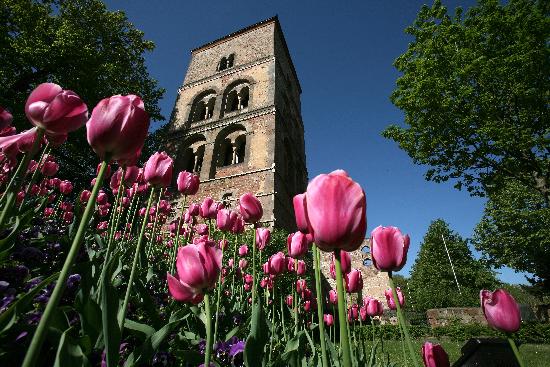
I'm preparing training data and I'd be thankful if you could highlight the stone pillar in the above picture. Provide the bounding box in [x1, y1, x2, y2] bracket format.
[201, 142, 215, 181]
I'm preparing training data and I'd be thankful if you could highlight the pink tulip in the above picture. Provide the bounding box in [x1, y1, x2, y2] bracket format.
[25, 83, 88, 134]
[239, 259, 248, 269]
[480, 289, 521, 333]
[345, 269, 363, 293]
[239, 192, 263, 223]
[78, 190, 91, 203]
[144, 152, 173, 188]
[60, 202, 73, 212]
[328, 289, 338, 305]
[330, 250, 352, 279]
[218, 239, 228, 251]
[97, 191, 108, 205]
[63, 211, 74, 223]
[262, 262, 270, 274]
[296, 279, 307, 293]
[59, 180, 73, 195]
[231, 215, 245, 234]
[293, 193, 311, 233]
[16, 191, 25, 204]
[359, 306, 368, 321]
[177, 171, 200, 195]
[124, 166, 140, 186]
[364, 297, 384, 317]
[385, 287, 405, 310]
[228, 258, 234, 268]
[244, 274, 253, 284]
[44, 207, 54, 217]
[86, 94, 149, 161]
[303, 170, 366, 252]
[40, 160, 59, 176]
[260, 277, 273, 289]
[188, 203, 200, 216]
[199, 197, 218, 219]
[268, 252, 286, 275]
[304, 300, 312, 312]
[0, 106, 13, 130]
[287, 258, 295, 272]
[238, 245, 248, 257]
[286, 295, 293, 307]
[323, 314, 334, 326]
[296, 260, 306, 275]
[287, 231, 310, 258]
[370, 225, 410, 272]
[167, 239, 222, 304]
[216, 209, 235, 232]
[0, 128, 41, 159]
[422, 342, 450, 367]
[300, 288, 312, 300]
[256, 227, 271, 250]
[348, 304, 359, 322]
[97, 221, 108, 231]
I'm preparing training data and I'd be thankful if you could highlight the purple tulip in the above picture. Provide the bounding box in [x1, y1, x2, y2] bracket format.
[385, 287, 405, 310]
[200, 197, 218, 219]
[144, 152, 173, 188]
[345, 269, 363, 293]
[217, 209, 235, 232]
[239, 193, 263, 223]
[177, 171, 200, 195]
[287, 231, 310, 258]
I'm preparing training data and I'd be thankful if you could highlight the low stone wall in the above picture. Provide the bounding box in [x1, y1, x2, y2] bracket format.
[426, 307, 487, 327]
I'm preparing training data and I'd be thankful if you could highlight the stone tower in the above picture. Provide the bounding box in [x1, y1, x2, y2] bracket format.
[165, 16, 307, 231]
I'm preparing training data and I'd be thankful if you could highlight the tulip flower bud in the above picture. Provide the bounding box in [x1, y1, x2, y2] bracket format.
[177, 171, 200, 195]
[144, 152, 173, 188]
[286, 295, 293, 307]
[44, 207, 54, 217]
[480, 289, 521, 333]
[199, 197, 218, 219]
[348, 304, 359, 322]
[267, 252, 286, 275]
[287, 231, 309, 258]
[370, 225, 410, 272]
[328, 289, 338, 305]
[80, 190, 91, 203]
[239, 192, 263, 223]
[238, 259, 248, 270]
[41, 161, 59, 176]
[293, 193, 311, 234]
[25, 83, 88, 135]
[345, 269, 363, 293]
[97, 191, 108, 205]
[422, 342, 450, 367]
[364, 297, 384, 317]
[195, 224, 209, 236]
[323, 314, 334, 326]
[385, 287, 405, 310]
[296, 279, 307, 293]
[238, 245, 248, 257]
[217, 208, 235, 232]
[59, 180, 73, 195]
[262, 262, 269, 274]
[87, 94, 149, 161]
[231, 215, 245, 234]
[296, 260, 306, 275]
[256, 227, 271, 250]
[188, 203, 200, 216]
[304, 170, 366, 252]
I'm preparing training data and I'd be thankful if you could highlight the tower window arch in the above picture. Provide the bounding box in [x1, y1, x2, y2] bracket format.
[173, 134, 206, 185]
[190, 92, 216, 122]
[213, 126, 247, 170]
[217, 53, 235, 72]
[223, 82, 250, 115]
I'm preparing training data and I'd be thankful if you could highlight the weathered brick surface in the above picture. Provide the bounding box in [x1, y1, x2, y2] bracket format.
[426, 307, 488, 327]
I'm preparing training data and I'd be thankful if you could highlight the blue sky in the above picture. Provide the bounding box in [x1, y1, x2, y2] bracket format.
[104, 0, 528, 284]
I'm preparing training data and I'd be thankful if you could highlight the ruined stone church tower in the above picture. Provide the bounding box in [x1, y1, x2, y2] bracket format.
[165, 16, 307, 231]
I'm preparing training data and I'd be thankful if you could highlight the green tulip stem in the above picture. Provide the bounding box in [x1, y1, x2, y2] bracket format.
[388, 272, 419, 367]
[0, 153, 27, 203]
[334, 249, 352, 367]
[204, 292, 213, 367]
[294, 259, 299, 335]
[170, 195, 187, 274]
[507, 336, 525, 367]
[370, 318, 375, 344]
[213, 232, 225, 344]
[280, 293, 288, 342]
[118, 187, 156, 331]
[120, 193, 138, 249]
[146, 188, 163, 259]
[0, 128, 44, 227]
[313, 245, 329, 367]
[96, 169, 126, 299]
[22, 158, 110, 367]
[251, 225, 257, 305]
[230, 234, 238, 294]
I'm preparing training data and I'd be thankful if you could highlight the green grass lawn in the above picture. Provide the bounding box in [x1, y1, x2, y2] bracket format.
[352, 339, 550, 367]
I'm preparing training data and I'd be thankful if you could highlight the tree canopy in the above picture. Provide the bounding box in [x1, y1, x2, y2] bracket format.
[383, 0, 549, 202]
[473, 179, 550, 293]
[408, 219, 497, 312]
[0, 0, 165, 186]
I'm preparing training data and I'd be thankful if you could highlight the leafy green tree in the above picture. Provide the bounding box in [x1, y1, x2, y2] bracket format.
[383, 0, 550, 202]
[0, 0, 165, 186]
[473, 180, 550, 293]
[408, 219, 498, 311]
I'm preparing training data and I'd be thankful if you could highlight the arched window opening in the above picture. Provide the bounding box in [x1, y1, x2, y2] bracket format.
[205, 97, 215, 119]
[226, 90, 239, 113]
[182, 147, 195, 173]
[218, 57, 228, 71]
[218, 139, 233, 167]
[234, 135, 246, 164]
[227, 54, 235, 68]
[194, 101, 206, 122]
[221, 192, 233, 208]
[239, 87, 249, 109]
[194, 145, 205, 173]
